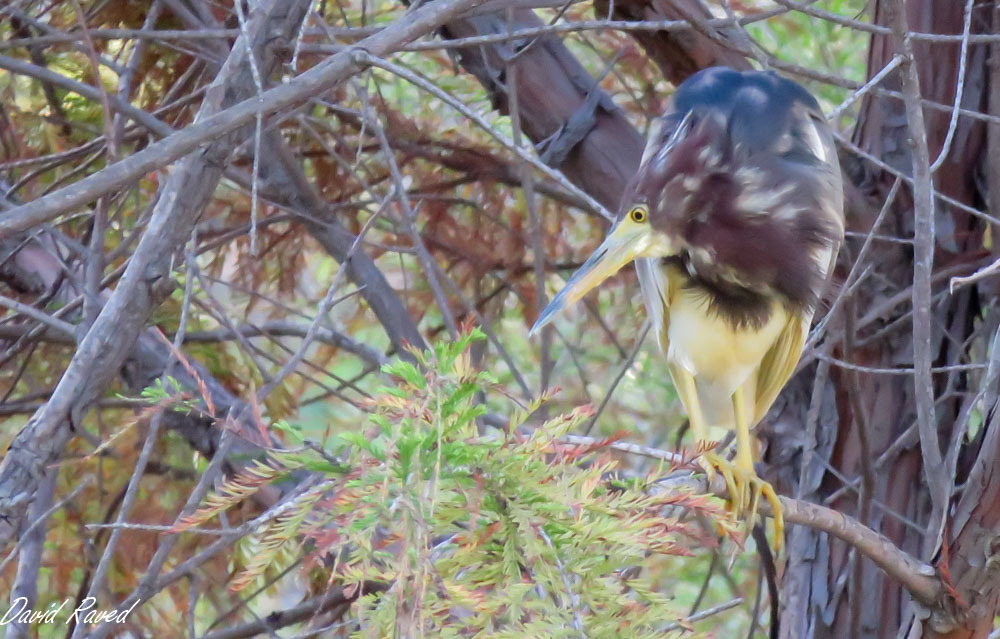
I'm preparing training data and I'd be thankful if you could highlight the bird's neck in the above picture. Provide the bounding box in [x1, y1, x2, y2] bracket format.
[669, 254, 779, 330]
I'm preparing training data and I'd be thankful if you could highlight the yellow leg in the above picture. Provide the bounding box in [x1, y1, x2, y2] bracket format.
[673, 366, 707, 442]
[671, 367, 739, 505]
[673, 369, 784, 551]
[732, 385, 754, 473]
[731, 385, 784, 551]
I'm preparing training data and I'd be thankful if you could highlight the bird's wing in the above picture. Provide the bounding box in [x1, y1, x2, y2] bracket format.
[752, 311, 810, 425]
[753, 239, 840, 425]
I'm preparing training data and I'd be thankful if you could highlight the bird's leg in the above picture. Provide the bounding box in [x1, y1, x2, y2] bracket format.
[673, 368, 740, 504]
[676, 371, 785, 550]
[731, 385, 784, 550]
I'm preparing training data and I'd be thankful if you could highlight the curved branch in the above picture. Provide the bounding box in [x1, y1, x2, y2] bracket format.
[559, 434, 943, 607]
[775, 496, 939, 605]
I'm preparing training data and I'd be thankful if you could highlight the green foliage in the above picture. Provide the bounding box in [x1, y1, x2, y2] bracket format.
[178, 326, 732, 637]
[135, 375, 199, 412]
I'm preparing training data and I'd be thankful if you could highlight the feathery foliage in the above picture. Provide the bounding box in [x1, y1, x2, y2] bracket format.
[178, 326, 734, 636]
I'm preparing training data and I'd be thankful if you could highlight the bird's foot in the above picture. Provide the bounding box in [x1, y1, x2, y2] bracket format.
[697, 451, 784, 551]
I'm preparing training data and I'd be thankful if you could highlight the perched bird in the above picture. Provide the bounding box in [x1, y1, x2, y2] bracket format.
[531, 67, 844, 547]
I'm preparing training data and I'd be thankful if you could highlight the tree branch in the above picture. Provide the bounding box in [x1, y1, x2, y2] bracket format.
[559, 434, 943, 608]
[0, 0, 487, 547]
[591, 0, 750, 83]
[200, 589, 353, 639]
[0, 0, 486, 237]
[886, 0, 948, 559]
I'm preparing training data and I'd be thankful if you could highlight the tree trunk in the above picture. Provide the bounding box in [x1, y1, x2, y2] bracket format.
[777, 1, 996, 636]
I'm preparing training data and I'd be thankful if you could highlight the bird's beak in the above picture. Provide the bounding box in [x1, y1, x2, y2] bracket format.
[531, 220, 659, 335]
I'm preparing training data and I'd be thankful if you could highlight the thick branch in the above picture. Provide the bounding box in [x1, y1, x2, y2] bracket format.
[590, 0, 750, 83]
[775, 497, 940, 606]
[438, 8, 644, 211]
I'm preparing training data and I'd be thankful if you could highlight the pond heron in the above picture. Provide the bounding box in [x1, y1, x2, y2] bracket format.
[532, 67, 845, 548]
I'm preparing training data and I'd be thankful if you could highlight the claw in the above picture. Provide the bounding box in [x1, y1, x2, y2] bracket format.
[760, 480, 784, 550]
[695, 451, 784, 552]
[673, 370, 784, 550]
[697, 452, 717, 482]
[700, 451, 737, 507]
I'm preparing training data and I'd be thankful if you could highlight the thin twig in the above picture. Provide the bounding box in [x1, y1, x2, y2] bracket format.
[928, 0, 974, 174]
[0, 0, 485, 235]
[233, 0, 265, 255]
[0, 294, 77, 336]
[808, 179, 901, 350]
[0, 477, 93, 576]
[356, 52, 615, 222]
[887, 0, 948, 553]
[826, 55, 903, 124]
[663, 598, 744, 632]
[357, 78, 459, 338]
[505, 9, 552, 397]
[584, 322, 650, 435]
[256, 199, 387, 402]
[537, 525, 587, 638]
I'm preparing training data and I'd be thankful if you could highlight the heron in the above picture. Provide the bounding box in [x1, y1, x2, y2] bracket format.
[531, 67, 844, 547]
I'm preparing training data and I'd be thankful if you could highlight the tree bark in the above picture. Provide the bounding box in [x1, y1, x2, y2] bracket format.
[795, 2, 995, 637]
[438, 8, 644, 211]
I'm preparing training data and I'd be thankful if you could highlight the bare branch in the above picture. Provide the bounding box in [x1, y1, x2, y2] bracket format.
[4, 468, 58, 639]
[0, 0, 318, 546]
[886, 0, 948, 557]
[0, 0, 487, 236]
[199, 589, 353, 639]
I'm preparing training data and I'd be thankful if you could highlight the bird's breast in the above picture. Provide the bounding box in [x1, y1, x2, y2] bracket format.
[666, 285, 788, 396]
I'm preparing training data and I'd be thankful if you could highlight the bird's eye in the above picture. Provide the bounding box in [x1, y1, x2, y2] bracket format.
[629, 206, 648, 223]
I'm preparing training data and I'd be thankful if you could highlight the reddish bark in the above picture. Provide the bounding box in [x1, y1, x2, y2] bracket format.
[440, 9, 644, 211]
[591, 0, 750, 83]
[840, 2, 995, 637]
[439, 0, 749, 212]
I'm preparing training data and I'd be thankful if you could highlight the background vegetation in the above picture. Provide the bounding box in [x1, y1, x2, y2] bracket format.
[1, 0, 997, 637]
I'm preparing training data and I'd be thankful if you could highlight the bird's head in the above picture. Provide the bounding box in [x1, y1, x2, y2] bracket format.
[531, 67, 844, 336]
[531, 108, 745, 334]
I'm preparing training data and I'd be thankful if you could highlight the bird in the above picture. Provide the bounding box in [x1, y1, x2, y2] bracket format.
[531, 67, 844, 548]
